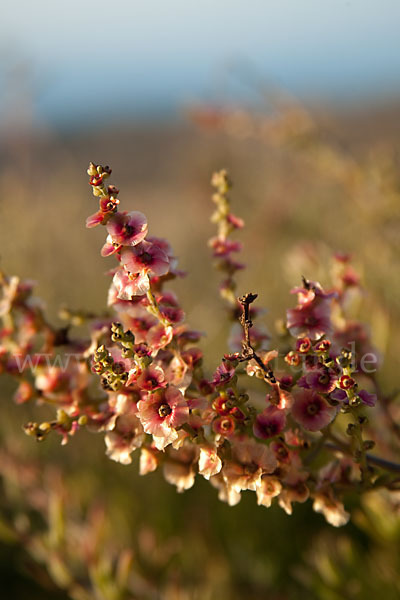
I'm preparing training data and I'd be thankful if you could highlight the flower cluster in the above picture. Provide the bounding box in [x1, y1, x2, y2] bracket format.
[0, 162, 399, 528]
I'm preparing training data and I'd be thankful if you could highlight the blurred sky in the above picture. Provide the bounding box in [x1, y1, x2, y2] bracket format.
[2, 0, 400, 127]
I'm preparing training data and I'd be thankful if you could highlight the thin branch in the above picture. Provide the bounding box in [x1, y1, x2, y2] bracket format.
[325, 441, 400, 474]
[237, 293, 276, 384]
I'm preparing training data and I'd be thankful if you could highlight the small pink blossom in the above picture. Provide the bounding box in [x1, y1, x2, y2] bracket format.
[209, 237, 242, 257]
[227, 213, 244, 229]
[165, 354, 192, 392]
[287, 299, 332, 340]
[86, 211, 106, 228]
[210, 473, 241, 506]
[271, 441, 291, 464]
[85, 196, 119, 228]
[101, 234, 120, 257]
[106, 211, 148, 247]
[256, 475, 282, 508]
[297, 366, 338, 394]
[113, 268, 150, 299]
[139, 447, 159, 475]
[163, 444, 199, 492]
[253, 406, 286, 440]
[291, 280, 337, 306]
[136, 365, 166, 391]
[330, 388, 376, 407]
[137, 386, 189, 450]
[198, 446, 222, 479]
[212, 415, 236, 437]
[212, 360, 236, 388]
[146, 323, 174, 352]
[14, 380, 34, 404]
[104, 397, 144, 464]
[121, 241, 169, 277]
[313, 492, 350, 527]
[292, 389, 336, 431]
[278, 481, 310, 515]
[222, 439, 277, 493]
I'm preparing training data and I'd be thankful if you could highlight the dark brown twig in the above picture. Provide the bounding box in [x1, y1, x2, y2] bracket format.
[237, 293, 276, 384]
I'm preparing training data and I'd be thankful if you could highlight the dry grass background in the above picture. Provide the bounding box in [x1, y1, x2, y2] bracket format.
[1, 104, 400, 599]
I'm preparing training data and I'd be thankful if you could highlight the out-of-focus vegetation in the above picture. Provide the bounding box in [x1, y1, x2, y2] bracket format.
[1, 100, 400, 598]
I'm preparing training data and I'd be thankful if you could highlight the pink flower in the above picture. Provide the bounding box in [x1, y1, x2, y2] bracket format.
[212, 415, 236, 437]
[14, 380, 34, 404]
[136, 365, 166, 391]
[330, 388, 376, 407]
[105, 410, 144, 465]
[156, 292, 185, 324]
[209, 237, 242, 257]
[165, 355, 192, 392]
[256, 475, 282, 508]
[139, 447, 158, 475]
[85, 196, 120, 228]
[210, 473, 242, 506]
[113, 268, 150, 299]
[278, 480, 309, 515]
[291, 280, 337, 306]
[86, 211, 107, 228]
[297, 366, 338, 394]
[106, 211, 148, 247]
[271, 441, 291, 464]
[211, 360, 236, 388]
[253, 406, 286, 439]
[287, 299, 332, 340]
[146, 236, 173, 259]
[222, 439, 277, 493]
[146, 323, 174, 352]
[227, 213, 244, 229]
[313, 491, 350, 527]
[101, 234, 119, 257]
[121, 241, 169, 277]
[198, 446, 222, 479]
[137, 386, 189, 450]
[163, 444, 199, 492]
[292, 389, 336, 431]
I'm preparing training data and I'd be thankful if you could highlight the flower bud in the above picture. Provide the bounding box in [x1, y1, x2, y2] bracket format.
[363, 440, 375, 451]
[87, 162, 98, 176]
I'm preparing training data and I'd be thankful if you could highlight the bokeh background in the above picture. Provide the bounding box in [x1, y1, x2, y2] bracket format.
[1, 1, 400, 598]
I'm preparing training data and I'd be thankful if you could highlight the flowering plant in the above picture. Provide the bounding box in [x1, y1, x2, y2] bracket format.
[1, 162, 399, 529]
